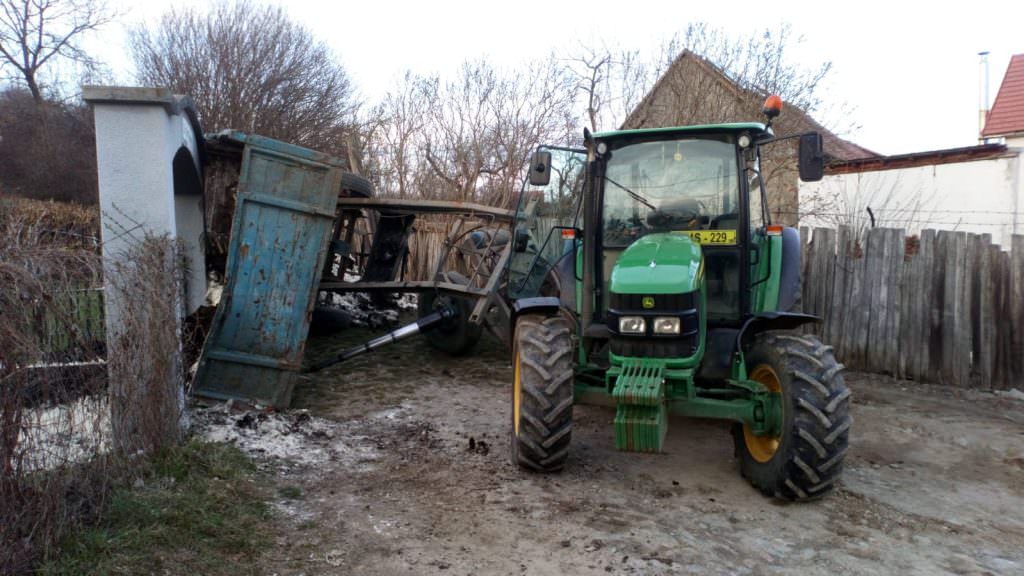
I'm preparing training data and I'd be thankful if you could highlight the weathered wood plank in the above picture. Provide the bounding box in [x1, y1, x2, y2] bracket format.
[829, 226, 852, 362]
[847, 229, 868, 370]
[865, 228, 888, 371]
[929, 232, 948, 383]
[940, 232, 969, 386]
[917, 230, 936, 382]
[887, 228, 904, 375]
[957, 232, 973, 387]
[1011, 236, 1024, 388]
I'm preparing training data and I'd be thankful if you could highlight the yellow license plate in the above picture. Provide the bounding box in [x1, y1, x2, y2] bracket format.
[674, 229, 737, 245]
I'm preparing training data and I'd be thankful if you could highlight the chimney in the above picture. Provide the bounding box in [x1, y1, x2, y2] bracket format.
[979, 51, 990, 143]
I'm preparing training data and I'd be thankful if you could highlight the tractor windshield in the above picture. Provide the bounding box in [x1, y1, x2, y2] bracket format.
[602, 138, 739, 247]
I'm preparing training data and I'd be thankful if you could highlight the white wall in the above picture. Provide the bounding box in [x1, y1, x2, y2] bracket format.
[799, 150, 1023, 248]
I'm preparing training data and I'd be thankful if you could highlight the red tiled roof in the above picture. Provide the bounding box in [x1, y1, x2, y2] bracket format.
[982, 54, 1024, 138]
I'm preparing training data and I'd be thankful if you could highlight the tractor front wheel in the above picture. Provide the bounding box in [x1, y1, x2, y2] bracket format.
[733, 332, 850, 500]
[510, 314, 574, 472]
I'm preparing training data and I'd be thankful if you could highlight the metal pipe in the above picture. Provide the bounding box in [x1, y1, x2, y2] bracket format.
[305, 306, 454, 372]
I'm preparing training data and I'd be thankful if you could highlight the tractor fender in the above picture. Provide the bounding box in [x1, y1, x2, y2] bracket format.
[777, 227, 802, 312]
[737, 311, 820, 351]
[512, 297, 562, 319]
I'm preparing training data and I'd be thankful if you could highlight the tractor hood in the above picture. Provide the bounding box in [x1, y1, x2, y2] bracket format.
[609, 233, 703, 295]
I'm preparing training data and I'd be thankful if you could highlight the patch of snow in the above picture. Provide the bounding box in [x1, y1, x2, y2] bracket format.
[994, 388, 1024, 402]
[205, 279, 224, 307]
[17, 396, 110, 471]
[191, 402, 379, 471]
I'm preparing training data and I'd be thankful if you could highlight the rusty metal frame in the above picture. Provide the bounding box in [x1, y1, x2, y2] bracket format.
[320, 197, 517, 330]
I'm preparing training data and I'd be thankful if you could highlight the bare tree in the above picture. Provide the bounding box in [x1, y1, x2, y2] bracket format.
[366, 57, 577, 207]
[0, 0, 113, 101]
[130, 0, 358, 158]
[567, 43, 654, 133]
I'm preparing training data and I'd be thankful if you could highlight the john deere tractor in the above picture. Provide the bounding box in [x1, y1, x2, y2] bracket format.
[506, 97, 850, 500]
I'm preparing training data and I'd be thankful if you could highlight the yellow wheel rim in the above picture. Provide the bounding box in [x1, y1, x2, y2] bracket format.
[743, 365, 782, 463]
[513, 350, 521, 436]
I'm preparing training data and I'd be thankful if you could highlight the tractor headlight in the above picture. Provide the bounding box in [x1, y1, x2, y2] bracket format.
[653, 317, 681, 335]
[618, 316, 646, 335]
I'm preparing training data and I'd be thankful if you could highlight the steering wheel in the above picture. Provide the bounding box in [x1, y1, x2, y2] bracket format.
[646, 199, 707, 231]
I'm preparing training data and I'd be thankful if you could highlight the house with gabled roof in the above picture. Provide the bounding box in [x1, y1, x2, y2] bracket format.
[982, 54, 1024, 146]
[799, 53, 1024, 247]
[622, 49, 875, 226]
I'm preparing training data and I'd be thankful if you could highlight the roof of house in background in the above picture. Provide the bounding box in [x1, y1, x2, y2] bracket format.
[823, 143, 1012, 175]
[623, 50, 877, 162]
[981, 54, 1024, 138]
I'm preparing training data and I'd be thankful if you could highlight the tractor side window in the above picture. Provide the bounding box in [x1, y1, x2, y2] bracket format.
[748, 169, 765, 231]
[508, 147, 586, 300]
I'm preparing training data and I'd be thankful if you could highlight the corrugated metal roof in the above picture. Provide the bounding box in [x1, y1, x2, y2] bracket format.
[981, 54, 1024, 138]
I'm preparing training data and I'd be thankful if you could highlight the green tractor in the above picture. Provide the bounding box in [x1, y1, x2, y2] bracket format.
[506, 97, 850, 500]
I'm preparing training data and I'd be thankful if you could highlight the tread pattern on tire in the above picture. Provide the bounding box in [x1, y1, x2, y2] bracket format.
[512, 314, 573, 472]
[340, 172, 374, 198]
[735, 332, 851, 501]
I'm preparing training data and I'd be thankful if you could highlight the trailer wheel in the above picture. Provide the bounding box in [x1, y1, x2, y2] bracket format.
[510, 314, 573, 472]
[340, 172, 374, 198]
[418, 272, 482, 356]
[733, 332, 850, 500]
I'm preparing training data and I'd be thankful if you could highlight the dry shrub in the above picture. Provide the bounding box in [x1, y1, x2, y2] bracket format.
[104, 233, 186, 457]
[0, 195, 100, 248]
[0, 207, 106, 573]
[0, 201, 184, 573]
[0, 89, 98, 205]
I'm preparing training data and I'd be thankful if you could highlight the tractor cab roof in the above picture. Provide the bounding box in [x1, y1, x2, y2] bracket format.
[594, 122, 773, 144]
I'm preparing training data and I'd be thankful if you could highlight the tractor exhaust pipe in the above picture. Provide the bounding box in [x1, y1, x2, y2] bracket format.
[305, 305, 455, 372]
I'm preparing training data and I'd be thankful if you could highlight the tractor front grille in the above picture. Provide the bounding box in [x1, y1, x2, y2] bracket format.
[607, 289, 700, 359]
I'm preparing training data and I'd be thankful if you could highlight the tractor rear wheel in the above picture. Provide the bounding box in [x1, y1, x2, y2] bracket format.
[733, 332, 850, 500]
[510, 314, 574, 472]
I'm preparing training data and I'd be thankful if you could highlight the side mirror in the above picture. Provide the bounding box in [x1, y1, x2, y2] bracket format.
[798, 133, 825, 182]
[528, 150, 552, 186]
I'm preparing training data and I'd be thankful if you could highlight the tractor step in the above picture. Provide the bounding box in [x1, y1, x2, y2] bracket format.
[612, 358, 668, 453]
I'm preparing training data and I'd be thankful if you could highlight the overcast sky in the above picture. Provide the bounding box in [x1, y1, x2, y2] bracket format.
[96, 0, 1023, 156]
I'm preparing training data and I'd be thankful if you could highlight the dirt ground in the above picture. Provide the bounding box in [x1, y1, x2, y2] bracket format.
[197, 325, 1024, 576]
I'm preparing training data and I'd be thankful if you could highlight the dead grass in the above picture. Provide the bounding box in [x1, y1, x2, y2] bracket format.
[38, 440, 273, 576]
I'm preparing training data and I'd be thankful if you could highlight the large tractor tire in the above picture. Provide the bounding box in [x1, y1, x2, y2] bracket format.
[733, 332, 850, 500]
[510, 314, 574, 472]
[418, 272, 482, 356]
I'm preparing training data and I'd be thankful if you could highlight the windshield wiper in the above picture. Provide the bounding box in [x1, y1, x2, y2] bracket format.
[604, 176, 657, 211]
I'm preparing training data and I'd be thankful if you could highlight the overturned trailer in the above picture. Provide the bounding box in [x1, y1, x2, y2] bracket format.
[193, 131, 520, 407]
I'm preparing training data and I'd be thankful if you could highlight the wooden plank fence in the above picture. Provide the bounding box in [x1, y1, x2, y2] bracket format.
[801, 226, 1024, 389]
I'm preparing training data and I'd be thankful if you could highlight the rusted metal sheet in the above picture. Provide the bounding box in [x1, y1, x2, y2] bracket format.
[335, 197, 516, 221]
[194, 131, 341, 407]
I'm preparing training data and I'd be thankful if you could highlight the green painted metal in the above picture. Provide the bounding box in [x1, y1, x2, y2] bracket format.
[611, 358, 668, 452]
[594, 122, 771, 140]
[750, 233, 782, 313]
[608, 233, 703, 294]
[193, 131, 342, 408]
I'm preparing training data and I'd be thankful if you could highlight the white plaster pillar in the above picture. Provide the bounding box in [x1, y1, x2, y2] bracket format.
[83, 86, 207, 451]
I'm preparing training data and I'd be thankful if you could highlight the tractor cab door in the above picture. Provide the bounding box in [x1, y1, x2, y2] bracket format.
[507, 146, 586, 309]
